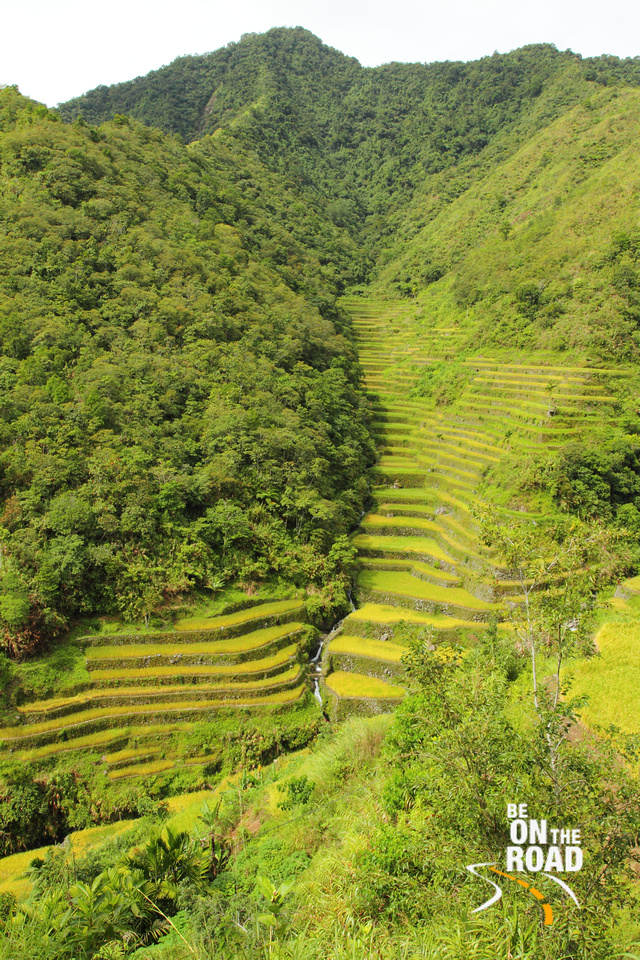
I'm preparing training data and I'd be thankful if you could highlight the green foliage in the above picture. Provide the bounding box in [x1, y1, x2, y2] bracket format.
[0, 87, 375, 654]
[276, 774, 314, 811]
[548, 437, 640, 521]
[409, 360, 472, 406]
[4, 31, 640, 960]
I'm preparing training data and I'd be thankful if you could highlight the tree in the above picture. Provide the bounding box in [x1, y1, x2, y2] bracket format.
[476, 507, 623, 804]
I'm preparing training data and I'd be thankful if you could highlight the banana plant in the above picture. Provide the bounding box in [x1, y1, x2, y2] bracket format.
[198, 799, 232, 880]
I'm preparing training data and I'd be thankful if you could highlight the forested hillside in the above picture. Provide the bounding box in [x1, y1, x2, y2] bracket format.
[1, 28, 640, 960]
[0, 84, 374, 655]
[59, 28, 640, 351]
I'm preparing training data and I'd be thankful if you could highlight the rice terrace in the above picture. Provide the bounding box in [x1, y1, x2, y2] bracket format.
[1, 26, 640, 960]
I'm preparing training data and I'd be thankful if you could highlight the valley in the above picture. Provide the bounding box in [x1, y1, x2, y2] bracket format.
[1, 27, 640, 959]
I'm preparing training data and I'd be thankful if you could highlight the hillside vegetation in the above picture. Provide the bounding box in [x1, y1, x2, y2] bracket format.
[0, 84, 373, 658]
[1, 27, 640, 960]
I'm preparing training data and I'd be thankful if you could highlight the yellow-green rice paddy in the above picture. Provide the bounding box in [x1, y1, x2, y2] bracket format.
[322, 299, 624, 721]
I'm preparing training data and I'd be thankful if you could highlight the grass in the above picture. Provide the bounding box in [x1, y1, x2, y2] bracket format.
[90, 643, 298, 681]
[86, 623, 304, 661]
[0, 845, 52, 898]
[11, 644, 90, 700]
[68, 820, 137, 854]
[324, 671, 405, 699]
[570, 620, 640, 734]
[357, 569, 496, 611]
[621, 575, 640, 594]
[0, 783, 239, 900]
[372, 487, 435, 503]
[104, 746, 160, 764]
[347, 602, 481, 630]
[108, 759, 175, 780]
[376, 501, 435, 516]
[329, 634, 408, 662]
[361, 514, 483, 559]
[359, 557, 460, 584]
[0, 684, 307, 739]
[0, 723, 194, 762]
[21, 666, 302, 715]
[0, 820, 136, 898]
[353, 534, 455, 565]
[174, 598, 304, 631]
[79, 591, 302, 639]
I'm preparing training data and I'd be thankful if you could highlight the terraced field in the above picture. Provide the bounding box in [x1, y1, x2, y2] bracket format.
[0, 599, 317, 778]
[322, 299, 623, 717]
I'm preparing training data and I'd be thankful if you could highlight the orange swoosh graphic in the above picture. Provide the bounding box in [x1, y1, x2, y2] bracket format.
[490, 866, 554, 925]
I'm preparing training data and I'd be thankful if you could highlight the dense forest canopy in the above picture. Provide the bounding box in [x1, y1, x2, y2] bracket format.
[57, 29, 640, 357]
[2, 28, 640, 960]
[2, 28, 640, 649]
[58, 29, 640, 228]
[0, 85, 374, 654]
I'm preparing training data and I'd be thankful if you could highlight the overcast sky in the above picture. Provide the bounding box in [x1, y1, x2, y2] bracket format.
[3, 0, 640, 107]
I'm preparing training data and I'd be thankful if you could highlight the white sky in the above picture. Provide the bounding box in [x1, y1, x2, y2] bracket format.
[2, 0, 640, 107]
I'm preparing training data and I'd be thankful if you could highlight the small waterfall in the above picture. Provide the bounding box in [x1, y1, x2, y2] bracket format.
[308, 614, 349, 706]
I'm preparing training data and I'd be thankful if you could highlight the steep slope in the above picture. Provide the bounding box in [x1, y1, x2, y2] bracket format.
[57, 29, 640, 286]
[58, 32, 612, 229]
[377, 83, 640, 358]
[0, 87, 374, 654]
[321, 299, 631, 716]
[0, 598, 316, 780]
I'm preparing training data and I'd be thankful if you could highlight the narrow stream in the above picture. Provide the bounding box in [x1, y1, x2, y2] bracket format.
[308, 614, 349, 705]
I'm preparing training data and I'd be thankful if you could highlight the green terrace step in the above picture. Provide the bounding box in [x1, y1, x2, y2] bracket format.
[108, 759, 175, 781]
[89, 643, 299, 686]
[324, 670, 406, 700]
[356, 569, 500, 619]
[83, 599, 306, 648]
[328, 634, 408, 663]
[460, 391, 587, 414]
[469, 383, 617, 404]
[373, 433, 417, 446]
[376, 455, 421, 469]
[345, 602, 492, 639]
[405, 485, 472, 514]
[461, 360, 627, 377]
[406, 438, 499, 467]
[324, 635, 408, 683]
[360, 514, 485, 561]
[373, 505, 481, 549]
[371, 488, 437, 506]
[378, 455, 479, 483]
[375, 501, 438, 517]
[0, 726, 187, 763]
[471, 375, 610, 394]
[372, 484, 468, 512]
[105, 746, 161, 766]
[370, 471, 430, 489]
[353, 533, 457, 569]
[0, 685, 308, 747]
[469, 368, 600, 381]
[18, 666, 304, 724]
[454, 398, 599, 423]
[359, 556, 461, 586]
[417, 427, 504, 456]
[322, 671, 406, 716]
[85, 624, 307, 669]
